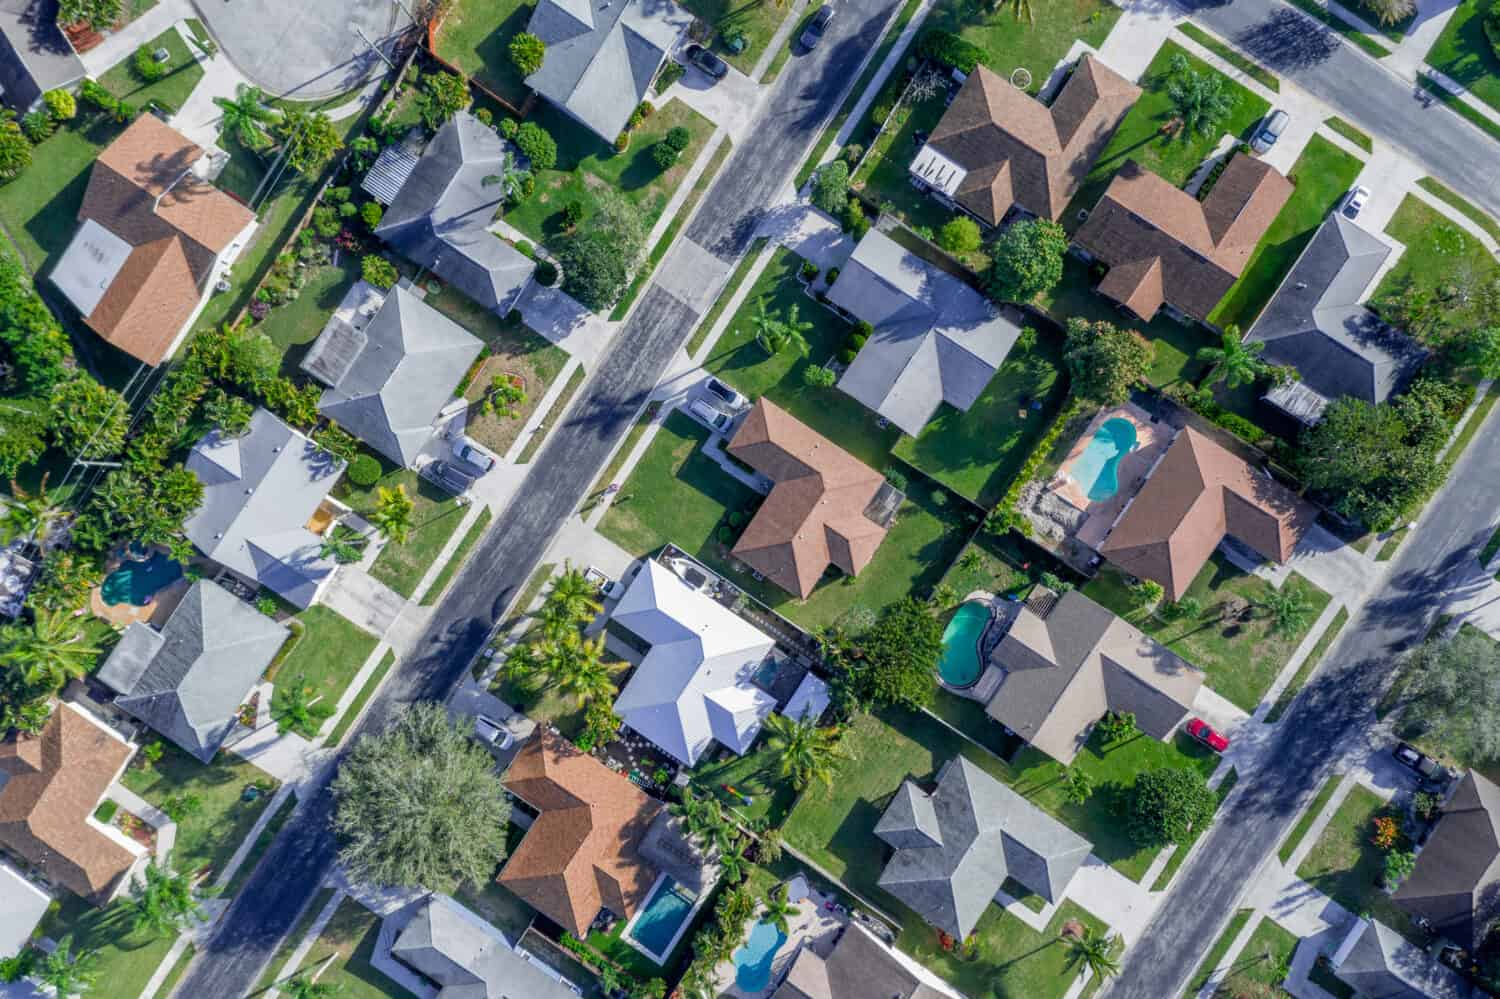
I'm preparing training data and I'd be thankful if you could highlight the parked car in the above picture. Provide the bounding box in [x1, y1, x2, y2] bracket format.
[1394, 742, 1452, 788]
[455, 437, 496, 475]
[425, 459, 476, 496]
[1340, 185, 1371, 220]
[686, 44, 729, 80]
[1186, 718, 1230, 753]
[1251, 109, 1291, 154]
[688, 398, 734, 434]
[800, 5, 835, 50]
[703, 376, 746, 410]
[474, 715, 514, 750]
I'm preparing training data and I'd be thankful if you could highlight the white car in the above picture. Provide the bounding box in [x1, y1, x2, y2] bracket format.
[455, 437, 496, 474]
[688, 398, 734, 434]
[1340, 186, 1371, 220]
[475, 715, 514, 749]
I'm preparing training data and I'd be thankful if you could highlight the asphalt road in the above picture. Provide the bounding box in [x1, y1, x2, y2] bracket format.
[1182, 0, 1500, 219]
[170, 4, 903, 995]
[1108, 401, 1500, 997]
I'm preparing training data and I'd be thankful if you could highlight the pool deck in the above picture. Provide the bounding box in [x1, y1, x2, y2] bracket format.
[715, 879, 845, 998]
[1046, 403, 1171, 551]
[88, 565, 191, 629]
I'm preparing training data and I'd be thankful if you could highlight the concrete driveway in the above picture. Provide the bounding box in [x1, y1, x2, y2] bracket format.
[194, 0, 409, 99]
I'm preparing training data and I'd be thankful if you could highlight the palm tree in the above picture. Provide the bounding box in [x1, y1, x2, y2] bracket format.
[1196, 326, 1266, 388]
[319, 525, 366, 565]
[757, 825, 784, 864]
[677, 957, 718, 999]
[537, 632, 620, 706]
[595, 963, 624, 996]
[213, 85, 278, 150]
[778, 303, 813, 357]
[35, 935, 98, 997]
[1165, 56, 1237, 138]
[1256, 588, 1312, 637]
[1063, 926, 1119, 983]
[480, 149, 532, 202]
[500, 641, 542, 686]
[718, 835, 751, 884]
[545, 563, 602, 627]
[1364, 0, 1414, 25]
[2, 609, 101, 690]
[128, 858, 210, 936]
[760, 883, 799, 933]
[2, 475, 64, 544]
[761, 713, 850, 791]
[274, 674, 334, 736]
[670, 787, 721, 843]
[1062, 765, 1094, 805]
[750, 297, 783, 357]
[370, 484, 414, 544]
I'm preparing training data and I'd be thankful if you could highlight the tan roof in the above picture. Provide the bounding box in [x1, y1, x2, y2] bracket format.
[73, 114, 254, 364]
[1099, 428, 1315, 600]
[726, 399, 891, 598]
[924, 58, 1140, 224]
[0, 703, 136, 900]
[498, 732, 663, 938]
[1073, 156, 1293, 322]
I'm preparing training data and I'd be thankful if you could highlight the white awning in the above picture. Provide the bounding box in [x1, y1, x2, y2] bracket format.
[909, 143, 968, 198]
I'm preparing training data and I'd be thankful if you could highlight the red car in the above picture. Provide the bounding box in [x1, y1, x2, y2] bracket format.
[1187, 718, 1229, 753]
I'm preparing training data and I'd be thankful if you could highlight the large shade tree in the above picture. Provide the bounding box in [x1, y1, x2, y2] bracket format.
[1165, 54, 1237, 138]
[1062, 318, 1154, 405]
[1398, 626, 1500, 767]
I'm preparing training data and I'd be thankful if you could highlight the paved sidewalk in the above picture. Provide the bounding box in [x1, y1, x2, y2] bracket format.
[170, 36, 253, 150]
[1098, 0, 1184, 82]
[1384, 0, 1462, 78]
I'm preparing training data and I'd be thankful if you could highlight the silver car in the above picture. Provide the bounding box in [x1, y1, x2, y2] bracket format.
[1251, 110, 1290, 154]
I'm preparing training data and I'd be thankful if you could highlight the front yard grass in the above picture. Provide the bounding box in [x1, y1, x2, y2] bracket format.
[422, 507, 493, 605]
[1083, 556, 1333, 713]
[1278, 773, 1341, 864]
[925, 0, 1120, 89]
[679, 0, 794, 75]
[37, 897, 177, 999]
[1217, 916, 1298, 994]
[1425, 0, 1500, 116]
[1207, 135, 1365, 330]
[1416, 176, 1500, 245]
[98, 28, 204, 111]
[1375, 194, 1500, 333]
[339, 467, 469, 598]
[286, 897, 410, 998]
[431, 0, 536, 108]
[270, 605, 380, 738]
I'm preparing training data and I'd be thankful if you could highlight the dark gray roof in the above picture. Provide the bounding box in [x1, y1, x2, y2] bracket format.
[875, 756, 1091, 938]
[873, 781, 943, 851]
[829, 230, 1021, 437]
[1393, 771, 1500, 952]
[390, 894, 578, 999]
[0, 0, 84, 111]
[524, 0, 691, 141]
[374, 113, 535, 312]
[307, 285, 483, 467]
[182, 408, 345, 608]
[772, 922, 951, 999]
[1336, 920, 1474, 999]
[97, 580, 288, 762]
[1246, 214, 1427, 419]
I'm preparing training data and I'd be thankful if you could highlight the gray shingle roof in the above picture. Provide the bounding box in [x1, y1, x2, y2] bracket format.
[524, 0, 691, 141]
[1335, 919, 1474, 999]
[97, 580, 289, 763]
[1246, 214, 1427, 419]
[0, 0, 84, 112]
[373, 113, 536, 312]
[772, 921, 957, 999]
[876, 756, 1091, 938]
[829, 230, 1021, 437]
[390, 894, 579, 998]
[182, 408, 345, 608]
[307, 285, 483, 467]
[1393, 771, 1500, 952]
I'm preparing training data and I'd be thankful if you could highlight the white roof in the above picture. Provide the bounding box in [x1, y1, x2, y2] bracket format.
[52, 218, 132, 318]
[611, 561, 776, 765]
[909, 143, 969, 199]
[780, 671, 830, 723]
[0, 860, 50, 958]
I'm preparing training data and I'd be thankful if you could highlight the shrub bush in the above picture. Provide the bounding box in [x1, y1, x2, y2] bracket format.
[614, 131, 631, 151]
[664, 125, 692, 151]
[515, 122, 557, 171]
[800, 260, 820, 281]
[917, 29, 984, 73]
[843, 199, 869, 238]
[655, 61, 686, 94]
[348, 454, 382, 486]
[312, 205, 341, 238]
[509, 32, 546, 77]
[826, 267, 840, 283]
[133, 45, 165, 83]
[361, 202, 383, 229]
[499, 118, 518, 139]
[841, 143, 864, 164]
[562, 201, 586, 228]
[339, 200, 358, 218]
[327, 186, 351, 204]
[475, 107, 493, 126]
[536, 260, 558, 286]
[811, 160, 849, 215]
[20, 111, 52, 142]
[651, 142, 678, 170]
[361, 254, 398, 290]
[839, 348, 857, 364]
[850, 333, 867, 350]
[43, 89, 75, 121]
[79, 79, 115, 113]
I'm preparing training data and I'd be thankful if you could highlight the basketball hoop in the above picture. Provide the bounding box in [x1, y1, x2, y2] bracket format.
[1010, 67, 1031, 91]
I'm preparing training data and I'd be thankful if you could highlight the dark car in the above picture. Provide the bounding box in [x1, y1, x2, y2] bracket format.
[425, 459, 476, 496]
[686, 45, 729, 80]
[1394, 742, 1452, 788]
[800, 5, 835, 50]
[1186, 718, 1229, 753]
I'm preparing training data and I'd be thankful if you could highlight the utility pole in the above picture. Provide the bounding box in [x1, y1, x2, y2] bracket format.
[351, 25, 397, 71]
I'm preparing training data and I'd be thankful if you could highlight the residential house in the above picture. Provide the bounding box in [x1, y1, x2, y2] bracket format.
[608, 559, 777, 766]
[826, 229, 1022, 436]
[383, 893, 579, 998]
[182, 407, 346, 609]
[1330, 918, 1474, 998]
[0, 859, 50, 958]
[0, 0, 83, 112]
[369, 112, 536, 313]
[725, 399, 901, 598]
[909, 57, 1140, 227]
[1072, 156, 1292, 324]
[522, 0, 693, 143]
[52, 114, 257, 365]
[1245, 213, 1427, 425]
[1393, 771, 1500, 953]
[982, 587, 1204, 764]
[97, 580, 289, 763]
[1098, 426, 1315, 601]
[771, 920, 962, 999]
[301, 284, 483, 468]
[0, 703, 144, 902]
[875, 755, 1091, 938]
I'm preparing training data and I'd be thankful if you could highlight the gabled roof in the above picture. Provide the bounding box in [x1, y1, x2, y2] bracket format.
[0, 0, 84, 112]
[374, 113, 535, 312]
[828, 230, 1022, 436]
[0, 859, 50, 959]
[1394, 771, 1500, 952]
[0, 703, 136, 900]
[389, 893, 578, 998]
[875, 756, 1091, 938]
[1246, 214, 1427, 420]
[524, 0, 692, 141]
[1334, 919, 1474, 999]
[610, 560, 776, 765]
[726, 399, 894, 598]
[97, 580, 289, 763]
[499, 732, 663, 938]
[182, 408, 345, 608]
[914, 58, 1140, 224]
[1099, 428, 1315, 600]
[772, 921, 958, 999]
[1073, 157, 1293, 322]
[306, 285, 483, 467]
[56, 114, 254, 365]
[984, 588, 1203, 763]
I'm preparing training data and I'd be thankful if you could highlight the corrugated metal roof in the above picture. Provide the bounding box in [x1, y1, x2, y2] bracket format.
[361, 144, 420, 206]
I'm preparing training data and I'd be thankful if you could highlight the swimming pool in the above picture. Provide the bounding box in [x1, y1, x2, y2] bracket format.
[626, 876, 695, 960]
[938, 601, 989, 688]
[100, 552, 183, 607]
[733, 920, 788, 992]
[1070, 417, 1139, 502]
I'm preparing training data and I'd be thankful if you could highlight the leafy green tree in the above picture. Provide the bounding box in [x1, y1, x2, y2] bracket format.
[332, 702, 511, 893]
[556, 190, 645, 310]
[35, 934, 97, 997]
[1196, 326, 1266, 388]
[0, 110, 31, 182]
[509, 32, 546, 76]
[810, 160, 849, 215]
[416, 71, 469, 130]
[203, 390, 254, 437]
[1063, 926, 1119, 982]
[27, 551, 101, 614]
[128, 858, 211, 935]
[986, 219, 1067, 303]
[1398, 627, 1500, 767]
[371, 484, 414, 543]
[213, 85, 277, 150]
[1166, 54, 1237, 138]
[0, 399, 49, 479]
[828, 597, 943, 710]
[762, 713, 850, 790]
[803, 364, 837, 388]
[1127, 767, 1217, 847]
[51, 377, 129, 459]
[1, 476, 63, 544]
[361, 254, 398, 290]
[1063, 318, 1154, 405]
[1, 609, 101, 690]
[938, 216, 982, 255]
[278, 109, 343, 176]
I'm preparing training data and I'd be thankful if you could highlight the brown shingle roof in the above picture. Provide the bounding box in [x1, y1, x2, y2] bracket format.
[1072, 156, 1293, 322]
[72, 115, 254, 365]
[498, 733, 663, 938]
[923, 58, 1140, 224]
[1099, 428, 1314, 600]
[726, 399, 891, 598]
[0, 703, 136, 900]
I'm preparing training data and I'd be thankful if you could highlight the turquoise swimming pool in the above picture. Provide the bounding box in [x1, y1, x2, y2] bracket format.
[1070, 417, 1138, 502]
[938, 600, 989, 688]
[733, 920, 788, 992]
[100, 552, 182, 607]
[627, 877, 695, 959]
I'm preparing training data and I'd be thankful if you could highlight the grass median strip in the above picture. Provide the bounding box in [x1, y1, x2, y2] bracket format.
[685, 237, 767, 357]
[1266, 607, 1350, 722]
[1278, 774, 1341, 863]
[517, 365, 586, 463]
[421, 508, 494, 606]
[581, 401, 660, 516]
[1324, 115, 1374, 152]
[1416, 176, 1500, 244]
[325, 652, 396, 747]
[1178, 23, 1280, 91]
[1419, 76, 1500, 143]
[1481, 522, 1500, 567]
[224, 791, 296, 896]
[1184, 909, 1254, 998]
[1283, 0, 1390, 57]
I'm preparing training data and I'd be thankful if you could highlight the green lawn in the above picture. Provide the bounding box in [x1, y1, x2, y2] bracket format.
[1278, 773, 1341, 864]
[1417, 177, 1500, 245]
[1375, 194, 1500, 334]
[338, 467, 469, 598]
[686, 237, 766, 357]
[223, 789, 295, 895]
[1184, 909, 1254, 997]
[284, 898, 410, 998]
[678, 0, 795, 75]
[422, 507, 493, 605]
[1325, 116, 1374, 153]
[1425, 0, 1500, 115]
[119, 742, 279, 880]
[0, 115, 124, 275]
[36, 897, 177, 999]
[1084, 557, 1333, 713]
[891, 324, 1068, 507]
[432, 0, 536, 107]
[270, 605, 380, 738]
[326, 651, 395, 746]
[926, 0, 1120, 89]
[98, 28, 205, 112]
[1207, 136, 1365, 330]
[1266, 606, 1349, 722]
[1178, 23, 1279, 91]
[255, 251, 362, 364]
[1296, 784, 1424, 945]
[689, 741, 801, 828]
[1217, 916, 1298, 993]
